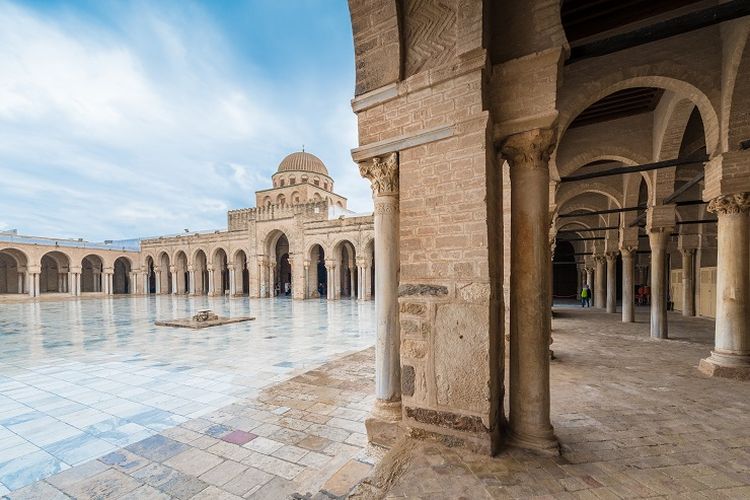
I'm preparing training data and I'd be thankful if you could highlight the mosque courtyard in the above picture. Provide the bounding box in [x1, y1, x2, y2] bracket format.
[0, 301, 748, 498]
[0, 297, 375, 496]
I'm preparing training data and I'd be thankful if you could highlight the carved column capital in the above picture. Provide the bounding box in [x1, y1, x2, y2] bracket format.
[593, 255, 606, 265]
[500, 128, 557, 167]
[359, 152, 399, 196]
[605, 251, 618, 262]
[619, 246, 638, 258]
[707, 192, 750, 216]
[679, 247, 697, 257]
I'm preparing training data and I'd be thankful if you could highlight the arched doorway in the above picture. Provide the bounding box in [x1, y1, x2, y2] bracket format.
[308, 244, 327, 298]
[0, 248, 28, 294]
[81, 254, 104, 293]
[334, 240, 357, 299]
[274, 234, 291, 296]
[193, 250, 208, 295]
[113, 257, 131, 294]
[233, 250, 249, 296]
[40, 251, 70, 294]
[212, 248, 229, 295]
[157, 252, 171, 294]
[145, 256, 156, 294]
[174, 251, 189, 294]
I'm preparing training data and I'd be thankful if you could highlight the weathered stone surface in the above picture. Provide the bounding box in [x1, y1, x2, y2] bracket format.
[400, 302, 427, 316]
[400, 319, 421, 336]
[401, 339, 426, 359]
[434, 304, 490, 413]
[401, 365, 415, 396]
[457, 283, 490, 303]
[404, 407, 487, 433]
[398, 284, 449, 297]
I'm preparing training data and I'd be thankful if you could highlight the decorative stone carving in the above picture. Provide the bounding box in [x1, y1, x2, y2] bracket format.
[707, 192, 750, 215]
[360, 152, 399, 196]
[620, 246, 638, 257]
[500, 128, 557, 168]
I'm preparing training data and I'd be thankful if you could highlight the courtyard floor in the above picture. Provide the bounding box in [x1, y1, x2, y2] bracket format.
[357, 306, 750, 499]
[0, 296, 375, 495]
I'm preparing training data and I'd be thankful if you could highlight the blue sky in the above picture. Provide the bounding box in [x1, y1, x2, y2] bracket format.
[0, 0, 366, 241]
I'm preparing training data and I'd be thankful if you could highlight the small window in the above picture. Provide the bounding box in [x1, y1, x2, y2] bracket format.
[280, 179, 285, 187]
[290, 177, 296, 185]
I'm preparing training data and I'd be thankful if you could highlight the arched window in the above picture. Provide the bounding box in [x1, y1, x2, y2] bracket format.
[302, 175, 309, 183]
[277, 194, 286, 205]
[280, 179, 285, 187]
[314, 177, 320, 186]
[290, 177, 296, 185]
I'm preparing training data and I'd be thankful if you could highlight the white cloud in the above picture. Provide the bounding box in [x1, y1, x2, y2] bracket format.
[0, 1, 367, 240]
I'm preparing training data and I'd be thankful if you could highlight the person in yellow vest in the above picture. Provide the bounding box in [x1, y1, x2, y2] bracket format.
[580, 284, 591, 308]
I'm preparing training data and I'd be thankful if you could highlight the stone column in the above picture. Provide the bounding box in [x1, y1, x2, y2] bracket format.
[57, 274, 64, 293]
[28, 273, 35, 297]
[620, 247, 636, 323]
[501, 128, 558, 453]
[74, 273, 80, 296]
[259, 260, 267, 298]
[268, 263, 276, 297]
[648, 229, 669, 339]
[349, 266, 356, 298]
[207, 266, 215, 295]
[699, 193, 750, 379]
[142, 273, 149, 294]
[155, 270, 162, 295]
[229, 265, 236, 296]
[17, 272, 24, 294]
[303, 262, 310, 299]
[170, 267, 177, 295]
[594, 255, 605, 309]
[681, 248, 696, 317]
[325, 260, 335, 300]
[585, 267, 593, 288]
[606, 252, 617, 313]
[188, 268, 195, 295]
[359, 152, 402, 426]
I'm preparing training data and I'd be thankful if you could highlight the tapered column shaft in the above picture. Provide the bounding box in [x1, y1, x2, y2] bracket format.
[621, 248, 635, 323]
[502, 128, 558, 453]
[649, 231, 669, 339]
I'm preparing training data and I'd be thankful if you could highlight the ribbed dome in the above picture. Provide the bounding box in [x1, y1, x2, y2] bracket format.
[277, 151, 328, 176]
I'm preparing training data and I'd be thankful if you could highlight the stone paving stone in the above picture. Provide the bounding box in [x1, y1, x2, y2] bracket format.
[198, 459, 247, 487]
[118, 483, 172, 500]
[98, 448, 150, 473]
[188, 484, 244, 500]
[163, 447, 224, 477]
[4, 480, 68, 500]
[297, 435, 332, 452]
[272, 444, 309, 463]
[243, 436, 284, 454]
[125, 434, 190, 462]
[207, 441, 253, 462]
[44, 457, 109, 490]
[61, 468, 141, 499]
[221, 430, 257, 446]
[321, 459, 372, 497]
[222, 466, 274, 497]
[246, 476, 301, 499]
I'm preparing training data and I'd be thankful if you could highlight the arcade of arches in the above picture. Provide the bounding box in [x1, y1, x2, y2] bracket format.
[345, 0, 750, 468]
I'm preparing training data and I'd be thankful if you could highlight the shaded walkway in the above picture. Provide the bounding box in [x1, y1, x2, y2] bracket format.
[356, 308, 750, 499]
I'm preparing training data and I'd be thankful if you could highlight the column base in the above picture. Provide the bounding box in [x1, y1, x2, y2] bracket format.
[506, 428, 560, 456]
[365, 400, 403, 449]
[699, 352, 750, 381]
